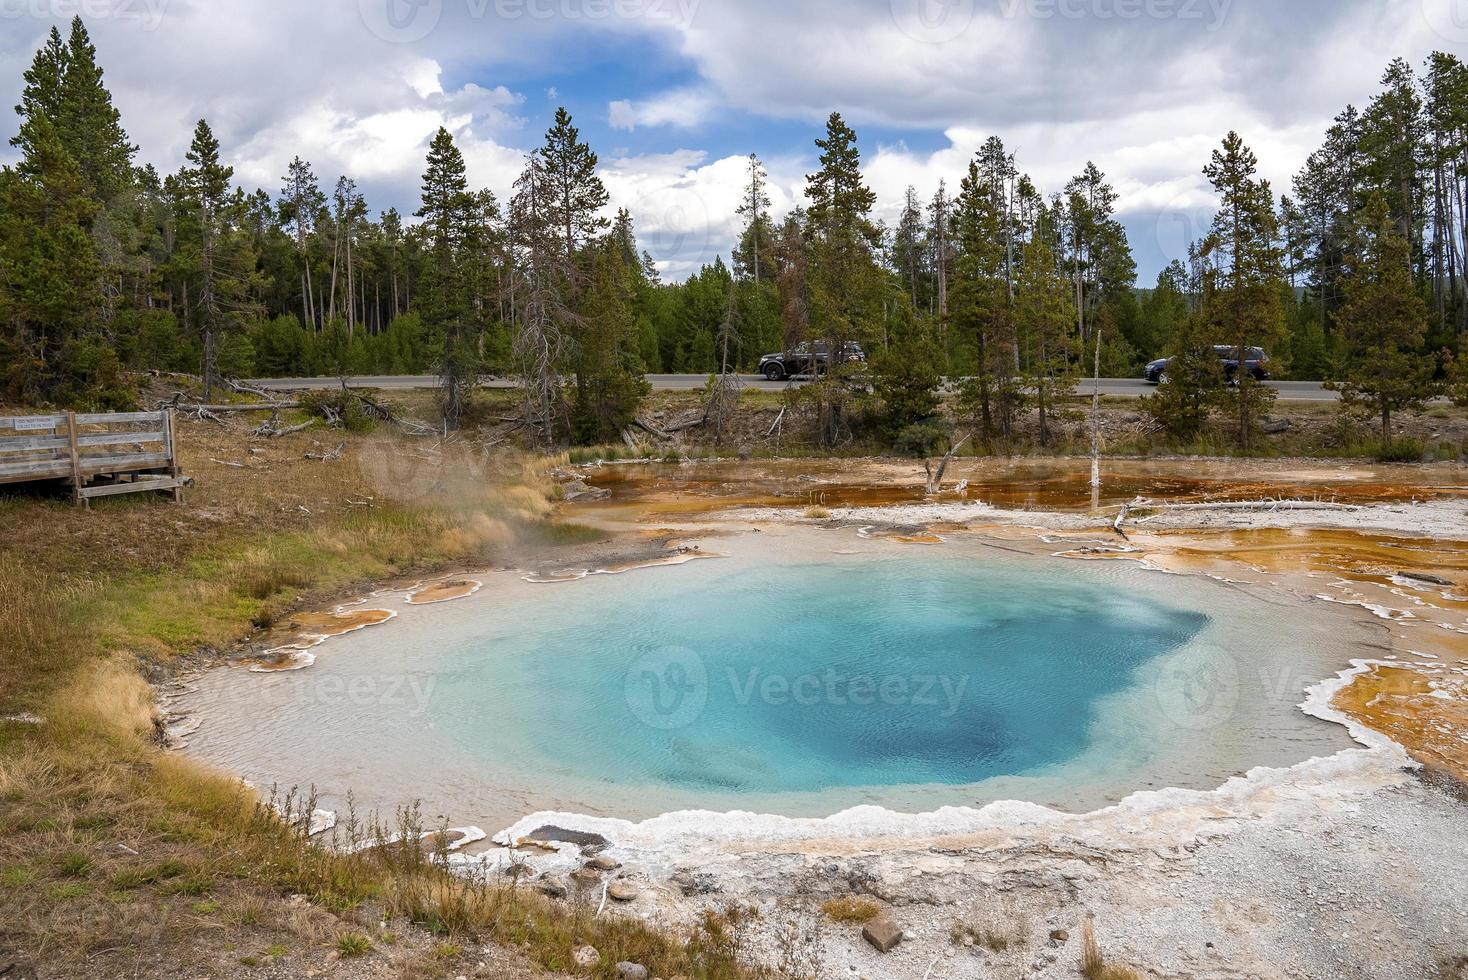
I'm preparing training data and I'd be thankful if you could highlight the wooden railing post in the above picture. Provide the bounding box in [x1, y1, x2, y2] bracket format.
[165, 408, 182, 503]
[65, 410, 82, 507]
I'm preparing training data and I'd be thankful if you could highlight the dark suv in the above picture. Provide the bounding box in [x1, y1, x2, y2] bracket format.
[759, 341, 866, 381]
[1144, 346, 1271, 385]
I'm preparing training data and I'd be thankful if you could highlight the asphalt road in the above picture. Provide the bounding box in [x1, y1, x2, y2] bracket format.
[248, 374, 1343, 402]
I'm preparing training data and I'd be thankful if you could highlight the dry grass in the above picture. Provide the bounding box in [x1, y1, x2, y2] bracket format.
[820, 895, 881, 923]
[803, 505, 831, 519]
[950, 902, 1031, 953]
[0, 413, 763, 978]
[1081, 916, 1143, 980]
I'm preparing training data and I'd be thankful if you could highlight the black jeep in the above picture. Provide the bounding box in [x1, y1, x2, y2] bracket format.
[758, 341, 866, 381]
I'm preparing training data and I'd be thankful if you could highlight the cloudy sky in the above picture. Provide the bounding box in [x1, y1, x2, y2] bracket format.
[2, 0, 1465, 281]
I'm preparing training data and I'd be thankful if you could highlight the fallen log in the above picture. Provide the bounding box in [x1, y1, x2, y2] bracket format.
[1133, 499, 1362, 513]
[253, 415, 317, 438]
[634, 417, 671, 440]
[224, 377, 281, 401]
[176, 402, 301, 413]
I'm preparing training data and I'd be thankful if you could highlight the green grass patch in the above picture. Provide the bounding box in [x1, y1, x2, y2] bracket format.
[57, 853, 92, 878]
[336, 933, 372, 957]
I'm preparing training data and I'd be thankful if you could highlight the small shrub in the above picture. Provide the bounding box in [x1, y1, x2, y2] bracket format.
[1374, 437, 1425, 463]
[820, 896, 881, 923]
[804, 506, 831, 520]
[336, 933, 372, 958]
[892, 418, 951, 458]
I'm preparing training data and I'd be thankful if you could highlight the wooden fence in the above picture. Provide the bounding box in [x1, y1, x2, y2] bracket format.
[0, 410, 186, 505]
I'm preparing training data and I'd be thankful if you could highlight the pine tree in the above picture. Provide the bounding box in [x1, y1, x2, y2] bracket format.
[278, 157, 325, 327]
[508, 151, 570, 443]
[802, 112, 882, 446]
[1201, 131, 1288, 449]
[772, 210, 811, 353]
[9, 27, 67, 168]
[926, 180, 953, 357]
[175, 118, 250, 402]
[1359, 59, 1425, 264]
[539, 107, 608, 263]
[1136, 261, 1188, 358]
[1015, 237, 1075, 445]
[1063, 162, 1135, 347]
[1330, 193, 1437, 441]
[571, 236, 649, 443]
[733, 153, 773, 286]
[0, 114, 103, 401]
[871, 303, 941, 439]
[891, 186, 927, 310]
[952, 155, 1017, 441]
[416, 127, 480, 426]
[57, 17, 135, 203]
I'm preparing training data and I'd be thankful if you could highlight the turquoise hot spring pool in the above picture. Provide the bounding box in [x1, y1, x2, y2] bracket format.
[183, 531, 1365, 829]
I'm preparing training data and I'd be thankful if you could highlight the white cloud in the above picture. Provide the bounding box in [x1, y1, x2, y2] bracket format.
[608, 89, 715, 131]
[1, 0, 1459, 279]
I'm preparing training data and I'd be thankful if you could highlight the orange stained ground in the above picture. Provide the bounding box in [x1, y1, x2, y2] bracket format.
[406, 580, 482, 605]
[577, 457, 1468, 518]
[1333, 664, 1468, 779]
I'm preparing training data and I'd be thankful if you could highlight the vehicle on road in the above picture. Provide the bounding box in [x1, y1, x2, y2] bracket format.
[1144, 346, 1271, 385]
[759, 341, 867, 381]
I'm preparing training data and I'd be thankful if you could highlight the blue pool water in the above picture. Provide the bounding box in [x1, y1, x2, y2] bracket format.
[433, 555, 1210, 794]
[185, 535, 1364, 826]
